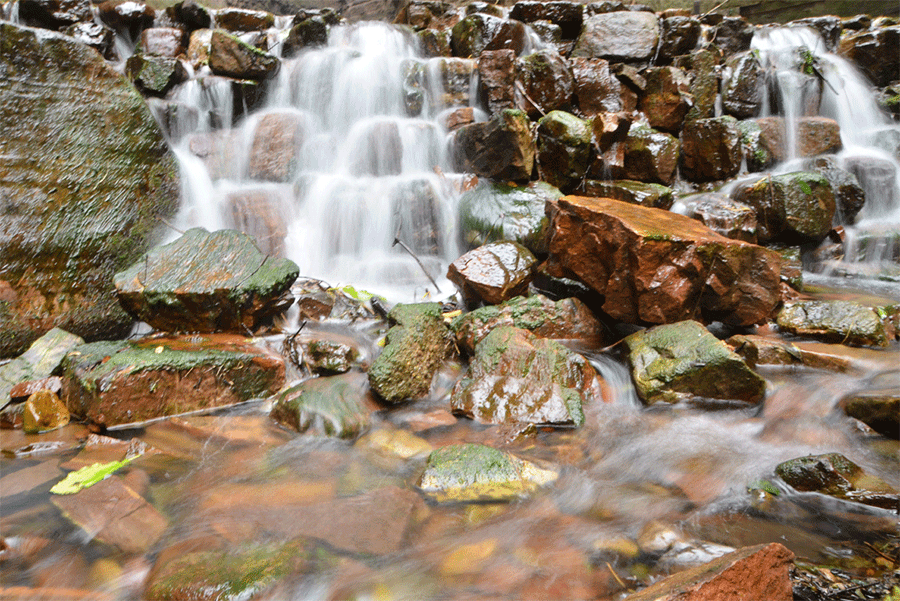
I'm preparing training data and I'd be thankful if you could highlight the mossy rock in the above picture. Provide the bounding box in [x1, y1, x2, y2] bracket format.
[536, 110, 591, 192]
[271, 374, 371, 439]
[777, 300, 888, 348]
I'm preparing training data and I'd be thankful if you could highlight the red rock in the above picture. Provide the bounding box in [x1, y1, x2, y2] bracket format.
[571, 57, 636, 115]
[447, 242, 537, 306]
[248, 111, 308, 182]
[640, 67, 692, 134]
[140, 27, 186, 58]
[478, 49, 517, 115]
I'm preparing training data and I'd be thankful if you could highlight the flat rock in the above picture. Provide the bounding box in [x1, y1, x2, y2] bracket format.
[777, 300, 888, 348]
[1, 328, 84, 411]
[840, 388, 899, 440]
[114, 228, 299, 333]
[447, 242, 537, 306]
[546, 196, 782, 326]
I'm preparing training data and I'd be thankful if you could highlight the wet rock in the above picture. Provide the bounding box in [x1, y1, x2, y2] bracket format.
[591, 110, 632, 151]
[681, 49, 719, 122]
[97, 0, 154, 39]
[428, 57, 475, 112]
[738, 118, 776, 172]
[711, 16, 754, 55]
[843, 155, 899, 217]
[225, 188, 289, 256]
[17, 0, 92, 30]
[62, 335, 286, 428]
[394, 0, 459, 30]
[681, 116, 742, 183]
[624, 320, 766, 405]
[0, 23, 179, 357]
[776, 453, 898, 510]
[625, 543, 793, 601]
[450, 13, 527, 59]
[477, 49, 517, 115]
[777, 300, 889, 348]
[536, 111, 591, 192]
[166, 0, 211, 30]
[368, 303, 451, 404]
[52, 476, 168, 554]
[271, 374, 372, 439]
[140, 27, 187, 57]
[722, 51, 763, 119]
[582, 180, 674, 210]
[125, 54, 188, 97]
[742, 117, 842, 167]
[623, 126, 680, 186]
[797, 116, 843, 156]
[458, 180, 560, 256]
[570, 57, 633, 116]
[22, 390, 70, 434]
[841, 390, 899, 440]
[452, 294, 602, 354]
[509, 1, 583, 40]
[451, 325, 603, 426]
[803, 157, 866, 225]
[791, 16, 841, 51]
[657, 15, 700, 61]
[283, 17, 328, 57]
[9, 376, 63, 405]
[1, 328, 84, 411]
[571, 11, 659, 62]
[418, 442, 558, 503]
[732, 172, 836, 244]
[114, 228, 298, 333]
[515, 49, 574, 119]
[448, 242, 537, 307]
[839, 25, 900, 87]
[248, 111, 308, 182]
[726, 334, 804, 368]
[640, 67, 692, 134]
[546, 196, 782, 326]
[418, 28, 451, 58]
[681, 193, 757, 244]
[454, 109, 535, 182]
[209, 29, 278, 80]
[215, 7, 274, 32]
[302, 339, 360, 375]
[62, 21, 115, 58]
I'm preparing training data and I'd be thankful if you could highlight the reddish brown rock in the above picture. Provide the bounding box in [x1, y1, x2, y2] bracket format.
[640, 67, 692, 134]
[140, 27, 187, 58]
[478, 49, 517, 115]
[571, 57, 635, 116]
[248, 111, 308, 182]
[454, 109, 535, 182]
[448, 242, 537, 306]
[225, 188, 289, 257]
[546, 196, 782, 326]
[681, 117, 743, 183]
[747, 116, 842, 165]
[97, 0, 154, 39]
[208, 30, 278, 81]
[625, 543, 794, 601]
[214, 7, 274, 32]
[592, 111, 632, 150]
[450, 13, 528, 58]
[624, 126, 680, 186]
[838, 26, 900, 87]
[515, 49, 574, 119]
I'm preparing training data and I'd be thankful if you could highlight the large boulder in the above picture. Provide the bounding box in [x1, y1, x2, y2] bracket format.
[681, 116, 743, 183]
[0, 23, 179, 358]
[515, 49, 574, 119]
[546, 196, 782, 326]
[447, 241, 537, 306]
[570, 57, 634, 116]
[450, 13, 528, 58]
[209, 29, 279, 80]
[536, 110, 591, 192]
[623, 320, 766, 405]
[454, 109, 535, 182]
[623, 126, 680, 186]
[838, 26, 900, 87]
[114, 228, 299, 333]
[777, 300, 889, 348]
[125, 53, 188, 97]
[803, 157, 866, 225]
[657, 15, 701, 61]
[571, 11, 659, 62]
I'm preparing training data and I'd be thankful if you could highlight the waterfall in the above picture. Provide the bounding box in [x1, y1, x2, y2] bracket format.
[165, 22, 467, 302]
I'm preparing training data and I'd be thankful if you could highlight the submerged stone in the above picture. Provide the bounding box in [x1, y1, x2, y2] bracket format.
[775, 453, 898, 510]
[624, 320, 766, 405]
[840, 388, 899, 440]
[447, 242, 537, 306]
[271, 374, 371, 439]
[777, 300, 888, 348]
[0, 328, 84, 411]
[418, 442, 558, 503]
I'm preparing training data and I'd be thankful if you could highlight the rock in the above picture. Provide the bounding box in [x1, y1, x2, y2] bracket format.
[711, 16, 754, 55]
[209, 29, 278, 80]
[167, 0, 211, 30]
[0, 23, 179, 357]
[722, 51, 763, 119]
[448, 242, 537, 306]
[571, 11, 659, 62]
[841, 390, 899, 440]
[428, 57, 476, 112]
[742, 116, 843, 168]
[570, 57, 634, 116]
[62, 335, 286, 428]
[536, 111, 591, 192]
[248, 111, 308, 182]
[225, 188, 289, 256]
[283, 16, 328, 56]
[451, 326, 604, 426]
[515, 49, 574, 119]
[738, 119, 776, 172]
[591, 111, 632, 150]
[394, 0, 459, 30]
[623, 126, 680, 186]
[681, 49, 719, 122]
[843, 155, 899, 217]
[418, 28, 451, 58]
[62, 21, 115, 58]
[52, 476, 168, 554]
[681, 116, 742, 183]
[796, 116, 843, 156]
[114, 228, 298, 333]
[509, 1, 583, 39]
[732, 172, 836, 244]
[726, 334, 804, 368]
[838, 26, 900, 87]
[640, 67, 692, 134]
[418, 442, 558, 503]
[546, 196, 782, 326]
[458, 180, 560, 256]
[125, 54, 188, 97]
[454, 109, 535, 182]
[271, 374, 372, 439]
[625, 543, 794, 601]
[18, 0, 92, 30]
[478, 49, 517, 115]
[776, 453, 898, 510]
[657, 15, 700, 61]
[624, 320, 766, 405]
[302, 339, 360, 375]
[582, 180, 674, 210]
[803, 157, 866, 225]
[791, 16, 841, 51]
[97, 0, 154, 39]
[215, 7, 275, 31]
[22, 390, 70, 434]
[140, 27, 187, 57]
[450, 13, 527, 59]
[9, 376, 63, 405]
[452, 294, 602, 354]
[367, 303, 451, 404]
[0, 328, 84, 411]
[680, 193, 757, 244]
[777, 301, 889, 348]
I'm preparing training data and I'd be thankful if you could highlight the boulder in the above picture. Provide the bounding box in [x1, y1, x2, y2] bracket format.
[301, 339, 361, 375]
[0, 328, 84, 411]
[732, 172, 836, 244]
[582, 180, 674, 210]
[841, 389, 899, 440]
[710, 16, 754, 55]
[657, 15, 701, 61]
[367, 303, 451, 404]
[775, 453, 898, 510]
[114, 228, 299, 333]
[458, 180, 561, 256]
[509, 1, 583, 39]
[591, 110, 632, 150]
[681, 116, 742, 183]
[417, 442, 558, 503]
[838, 26, 900, 87]
[515, 49, 574, 119]
[680, 193, 757, 244]
[843, 155, 899, 218]
[681, 49, 719, 122]
[166, 0, 211, 30]
[282, 17, 328, 57]
[777, 300, 889, 348]
[448, 242, 537, 306]
[571, 11, 659, 62]
[454, 109, 535, 182]
[225, 188, 289, 257]
[394, 0, 460, 30]
[271, 374, 372, 439]
[62, 335, 286, 428]
[125, 54, 188, 97]
[536, 111, 591, 192]
[209, 29, 279, 81]
[214, 7, 275, 31]
[62, 21, 115, 58]
[546, 196, 782, 326]
[0, 23, 179, 358]
[140, 27, 187, 57]
[477, 49, 517, 115]
[17, 0, 92, 30]
[248, 111, 308, 182]
[639, 67, 692, 134]
[790, 16, 841, 51]
[97, 0, 154, 39]
[451, 294, 603, 354]
[450, 13, 527, 58]
[623, 126, 680, 186]
[427, 57, 476, 113]
[570, 57, 634, 116]
[623, 320, 766, 405]
[803, 157, 866, 225]
[740, 117, 843, 168]
[722, 52, 763, 119]
[418, 28, 452, 58]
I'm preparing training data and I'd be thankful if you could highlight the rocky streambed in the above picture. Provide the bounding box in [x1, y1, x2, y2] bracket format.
[1, 0, 899, 599]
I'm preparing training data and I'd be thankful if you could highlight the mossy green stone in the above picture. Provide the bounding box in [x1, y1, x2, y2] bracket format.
[777, 300, 888, 347]
[271, 375, 370, 439]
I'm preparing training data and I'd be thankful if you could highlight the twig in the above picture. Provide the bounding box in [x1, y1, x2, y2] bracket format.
[393, 235, 441, 293]
[515, 80, 546, 118]
[703, 0, 731, 17]
[606, 562, 626, 589]
[158, 217, 185, 234]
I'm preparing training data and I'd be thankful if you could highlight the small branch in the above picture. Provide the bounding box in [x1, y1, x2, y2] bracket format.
[515, 80, 546, 118]
[158, 217, 185, 235]
[393, 235, 441, 293]
[703, 0, 731, 17]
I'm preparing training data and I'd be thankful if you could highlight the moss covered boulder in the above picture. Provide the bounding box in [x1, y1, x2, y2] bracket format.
[62, 334, 285, 428]
[624, 320, 766, 405]
[777, 300, 888, 348]
[125, 53, 187, 97]
[114, 228, 299, 333]
[536, 110, 591, 192]
[367, 303, 451, 404]
[208, 29, 279, 80]
[447, 242, 537, 307]
[0, 23, 179, 357]
[775, 453, 898, 510]
[418, 443, 558, 503]
[271, 373, 372, 439]
[451, 326, 604, 427]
